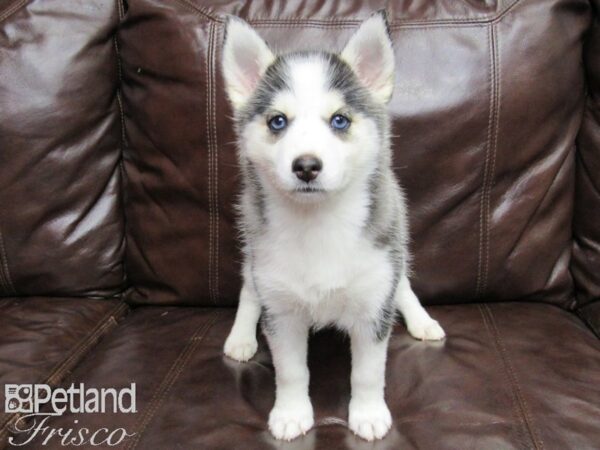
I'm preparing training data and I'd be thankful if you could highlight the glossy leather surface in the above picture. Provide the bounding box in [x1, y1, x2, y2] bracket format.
[119, 0, 590, 306]
[0, 1, 599, 449]
[16, 303, 600, 450]
[0, 0, 126, 297]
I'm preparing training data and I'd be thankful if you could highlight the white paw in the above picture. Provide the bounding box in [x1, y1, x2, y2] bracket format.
[268, 401, 314, 441]
[348, 399, 392, 441]
[223, 333, 258, 362]
[407, 318, 446, 341]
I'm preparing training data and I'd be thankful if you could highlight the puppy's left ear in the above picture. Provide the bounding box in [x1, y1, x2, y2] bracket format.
[341, 11, 395, 104]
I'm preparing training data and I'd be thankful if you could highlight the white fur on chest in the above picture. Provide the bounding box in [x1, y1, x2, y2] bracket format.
[251, 188, 393, 329]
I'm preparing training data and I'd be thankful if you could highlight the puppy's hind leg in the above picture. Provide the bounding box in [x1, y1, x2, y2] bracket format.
[396, 274, 445, 341]
[224, 283, 261, 362]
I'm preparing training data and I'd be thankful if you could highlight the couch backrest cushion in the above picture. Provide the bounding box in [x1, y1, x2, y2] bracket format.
[119, 0, 591, 306]
[0, 0, 126, 297]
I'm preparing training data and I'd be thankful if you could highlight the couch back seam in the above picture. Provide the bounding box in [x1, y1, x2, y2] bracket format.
[210, 22, 220, 303]
[114, 0, 130, 298]
[204, 20, 220, 303]
[476, 24, 501, 298]
[170, 0, 522, 27]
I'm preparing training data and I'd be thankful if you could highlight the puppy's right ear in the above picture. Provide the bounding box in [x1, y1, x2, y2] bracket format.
[222, 16, 274, 110]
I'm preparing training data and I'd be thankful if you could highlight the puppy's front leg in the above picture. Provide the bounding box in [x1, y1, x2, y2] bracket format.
[348, 327, 392, 441]
[224, 283, 261, 362]
[264, 312, 314, 441]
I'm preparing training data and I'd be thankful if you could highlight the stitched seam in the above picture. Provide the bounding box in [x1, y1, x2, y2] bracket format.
[0, 270, 6, 294]
[209, 22, 215, 302]
[0, 0, 28, 24]
[483, 305, 544, 450]
[0, 302, 129, 431]
[483, 26, 500, 295]
[249, 23, 470, 30]
[478, 305, 531, 449]
[0, 229, 6, 292]
[115, 83, 126, 145]
[476, 25, 500, 298]
[250, 1, 521, 26]
[113, 36, 126, 145]
[480, 27, 493, 297]
[46, 318, 119, 385]
[0, 230, 16, 295]
[113, 3, 129, 293]
[116, 0, 126, 20]
[0, 233, 7, 293]
[210, 23, 220, 302]
[167, 0, 521, 26]
[124, 311, 222, 450]
[205, 23, 216, 303]
[31, 302, 127, 395]
[476, 26, 494, 298]
[171, 0, 216, 22]
[44, 303, 129, 386]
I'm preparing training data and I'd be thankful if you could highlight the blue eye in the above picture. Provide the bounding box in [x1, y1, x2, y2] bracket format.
[331, 114, 350, 130]
[268, 115, 287, 132]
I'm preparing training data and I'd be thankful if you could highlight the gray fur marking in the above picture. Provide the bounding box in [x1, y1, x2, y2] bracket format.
[237, 56, 290, 127]
[245, 161, 267, 225]
[374, 248, 403, 341]
[325, 53, 387, 132]
[260, 305, 276, 336]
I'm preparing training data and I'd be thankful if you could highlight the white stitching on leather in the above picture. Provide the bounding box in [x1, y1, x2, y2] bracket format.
[0, 229, 16, 294]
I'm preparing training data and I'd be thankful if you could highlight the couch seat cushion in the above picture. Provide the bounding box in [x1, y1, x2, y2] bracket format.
[12, 302, 599, 449]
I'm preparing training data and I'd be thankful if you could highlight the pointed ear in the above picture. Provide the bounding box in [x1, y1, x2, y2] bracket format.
[341, 11, 395, 103]
[222, 16, 275, 110]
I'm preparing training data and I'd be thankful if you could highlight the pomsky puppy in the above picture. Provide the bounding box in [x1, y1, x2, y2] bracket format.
[221, 11, 446, 442]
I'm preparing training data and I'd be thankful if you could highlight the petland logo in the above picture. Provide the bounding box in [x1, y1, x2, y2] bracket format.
[5, 383, 137, 447]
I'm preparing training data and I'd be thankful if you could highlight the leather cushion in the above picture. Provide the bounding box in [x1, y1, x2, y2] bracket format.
[18, 302, 600, 449]
[119, 0, 590, 306]
[0, 0, 126, 297]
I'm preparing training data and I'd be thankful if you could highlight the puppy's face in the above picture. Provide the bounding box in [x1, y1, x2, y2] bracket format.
[223, 13, 395, 202]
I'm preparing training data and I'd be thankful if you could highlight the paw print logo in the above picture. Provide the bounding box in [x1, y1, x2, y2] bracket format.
[4, 385, 33, 413]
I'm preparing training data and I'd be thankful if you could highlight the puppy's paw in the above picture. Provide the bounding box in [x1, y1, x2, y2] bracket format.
[407, 318, 446, 341]
[268, 401, 314, 441]
[348, 399, 392, 441]
[223, 333, 258, 362]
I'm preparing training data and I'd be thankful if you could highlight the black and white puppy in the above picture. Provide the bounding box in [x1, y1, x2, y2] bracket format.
[221, 12, 445, 442]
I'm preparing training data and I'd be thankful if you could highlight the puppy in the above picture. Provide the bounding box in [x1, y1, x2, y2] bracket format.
[221, 11, 445, 442]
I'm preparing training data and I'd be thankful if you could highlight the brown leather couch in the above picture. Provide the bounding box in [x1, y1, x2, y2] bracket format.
[1, 0, 600, 448]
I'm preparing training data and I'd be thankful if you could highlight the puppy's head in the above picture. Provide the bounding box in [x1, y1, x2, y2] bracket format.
[222, 12, 395, 202]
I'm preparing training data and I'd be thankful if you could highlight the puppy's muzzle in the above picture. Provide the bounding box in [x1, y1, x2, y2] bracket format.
[292, 155, 322, 183]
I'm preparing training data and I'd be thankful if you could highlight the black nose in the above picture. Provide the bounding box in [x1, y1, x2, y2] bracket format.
[292, 155, 322, 182]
